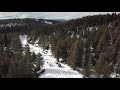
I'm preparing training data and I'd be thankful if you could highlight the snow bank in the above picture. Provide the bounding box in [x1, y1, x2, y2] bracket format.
[20, 35, 83, 78]
[19, 35, 28, 47]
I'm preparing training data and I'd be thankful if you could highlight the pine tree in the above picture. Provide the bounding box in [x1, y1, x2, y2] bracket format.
[0, 45, 4, 77]
[83, 52, 92, 78]
[67, 39, 84, 69]
[8, 51, 23, 78]
[30, 52, 37, 63]
[95, 53, 112, 78]
[83, 35, 92, 78]
[36, 53, 44, 70]
[11, 37, 23, 52]
[16, 57, 34, 78]
[51, 37, 61, 62]
[58, 38, 69, 63]
[3, 34, 10, 47]
[34, 53, 44, 77]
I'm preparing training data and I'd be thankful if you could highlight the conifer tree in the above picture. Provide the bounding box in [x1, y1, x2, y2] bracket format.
[67, 39, 84, 69]
[95, 53, 112, 78]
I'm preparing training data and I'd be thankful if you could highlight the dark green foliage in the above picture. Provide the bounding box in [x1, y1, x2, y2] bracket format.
[1, 13, 120, 78]
[67, 39, 84, 69]
[36, 53, 44, 70]
[95, 53, 112, 78]
[0, 33, 43, 78]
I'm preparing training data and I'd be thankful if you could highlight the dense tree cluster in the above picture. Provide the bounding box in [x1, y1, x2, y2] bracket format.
[0, 33, 43, 78]
[1, 13, 120, 78]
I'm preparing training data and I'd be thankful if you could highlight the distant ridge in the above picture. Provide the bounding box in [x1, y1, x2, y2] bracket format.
[44, 19, 65, 22]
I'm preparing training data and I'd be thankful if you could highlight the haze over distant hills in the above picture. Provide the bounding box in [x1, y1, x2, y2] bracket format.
[0, 12, 119, 20]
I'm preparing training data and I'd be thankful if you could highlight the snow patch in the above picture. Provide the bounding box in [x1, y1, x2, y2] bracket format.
[44, 21, 52, 24]
[20, 35, 83, 78]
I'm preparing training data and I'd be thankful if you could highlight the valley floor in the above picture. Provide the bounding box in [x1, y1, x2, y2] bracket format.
[20, 35, 83, 78]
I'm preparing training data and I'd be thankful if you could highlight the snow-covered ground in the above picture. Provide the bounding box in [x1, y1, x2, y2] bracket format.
[19, 35, 83, 78]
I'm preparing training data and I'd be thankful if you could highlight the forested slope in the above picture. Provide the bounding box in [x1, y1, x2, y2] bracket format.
[0, 13, 120, 78]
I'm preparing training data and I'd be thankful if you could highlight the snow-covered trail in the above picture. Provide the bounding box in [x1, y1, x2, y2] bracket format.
[19, 35, 83, 78]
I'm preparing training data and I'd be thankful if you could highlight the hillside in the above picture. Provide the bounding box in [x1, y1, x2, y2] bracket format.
[1, 13, 120, 78]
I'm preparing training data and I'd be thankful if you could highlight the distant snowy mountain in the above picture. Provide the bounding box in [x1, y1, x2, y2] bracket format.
[39, 19, 65, 24]
[42, 19, 65, 24]
[45, 19, 65, 22]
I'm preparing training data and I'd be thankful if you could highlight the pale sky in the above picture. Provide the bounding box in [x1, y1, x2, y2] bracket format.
[0, 12, 119, 20]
